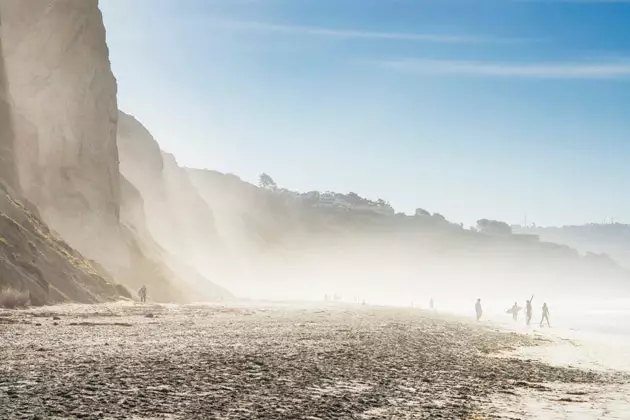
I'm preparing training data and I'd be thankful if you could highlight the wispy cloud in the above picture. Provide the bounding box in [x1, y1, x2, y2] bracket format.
[382, 59, 630, 79]
[213, 20, 522, 44]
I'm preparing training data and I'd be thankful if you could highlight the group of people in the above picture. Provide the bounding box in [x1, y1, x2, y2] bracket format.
[475, 295, 551, 327]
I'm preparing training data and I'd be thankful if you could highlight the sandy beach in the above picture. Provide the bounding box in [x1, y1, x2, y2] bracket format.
[0, 302, 625, 419]
[489, 318, 630, 419]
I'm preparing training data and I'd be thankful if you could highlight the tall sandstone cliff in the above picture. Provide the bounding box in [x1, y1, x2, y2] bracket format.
[0, 0, 120, 263]
[0, 0, 229, 302]
[0, 4, 126, 304]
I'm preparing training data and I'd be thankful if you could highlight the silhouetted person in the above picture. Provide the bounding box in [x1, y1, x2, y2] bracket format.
[540, 303, 550, 327]
[138, 285, 147, 303]
[511, 301, 519, 321]
[475, 298, 483, 321]
[525, 295, 534, 326]
[429, 298, 434, 310]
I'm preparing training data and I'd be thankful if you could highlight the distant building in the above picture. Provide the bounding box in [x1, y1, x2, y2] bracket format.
[317, 193, 351, 210]
[309, 191, 395, 215]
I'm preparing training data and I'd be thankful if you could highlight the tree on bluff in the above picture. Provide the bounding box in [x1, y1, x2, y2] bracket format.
[432, 213, 447, 222]
[476, 219, 512, 235]
[258, 173, 277, 190]
[376, 198, 394, 211]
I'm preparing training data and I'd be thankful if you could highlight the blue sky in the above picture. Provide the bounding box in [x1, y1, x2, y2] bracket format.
[100, 0, 630, 227]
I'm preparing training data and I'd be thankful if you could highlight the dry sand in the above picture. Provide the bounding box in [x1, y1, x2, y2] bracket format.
[0, 302, 624, 419]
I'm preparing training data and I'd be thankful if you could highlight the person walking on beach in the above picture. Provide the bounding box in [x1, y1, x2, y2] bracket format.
[510, 301, 519, 321]
[138, 285, 147, 303]
[539, 303, 550, 327]
[525, 295, 534, 326]
[475, 298, 483, 321]
[429, 298, 434, 310]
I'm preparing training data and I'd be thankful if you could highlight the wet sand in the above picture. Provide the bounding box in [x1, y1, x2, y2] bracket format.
[492, 322, 630, 419]
[0, 302, 623, 419]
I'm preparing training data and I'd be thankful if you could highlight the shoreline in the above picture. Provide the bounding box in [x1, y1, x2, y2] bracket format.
[485, 317, 630, 418]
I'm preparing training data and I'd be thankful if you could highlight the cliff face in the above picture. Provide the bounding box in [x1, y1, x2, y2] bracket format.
[0, 0, 214, 303]
[117, 111, 231, 298]
[0, 0, 120, 262]
[186, 169, 271, 255]
[118, 174, 230, 301]
[0, 9, 17, 193]
[160, 152, 225, 274]
[0, 4, 127, 304]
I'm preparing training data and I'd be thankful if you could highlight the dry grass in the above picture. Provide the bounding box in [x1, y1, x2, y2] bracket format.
[0, 287, 31, 309]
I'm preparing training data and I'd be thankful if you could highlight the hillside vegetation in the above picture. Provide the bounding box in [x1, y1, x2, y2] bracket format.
[186, 171, 630, 301]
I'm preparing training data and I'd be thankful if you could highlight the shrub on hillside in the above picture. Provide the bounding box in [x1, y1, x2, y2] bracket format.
[0, 287, 30, 309]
